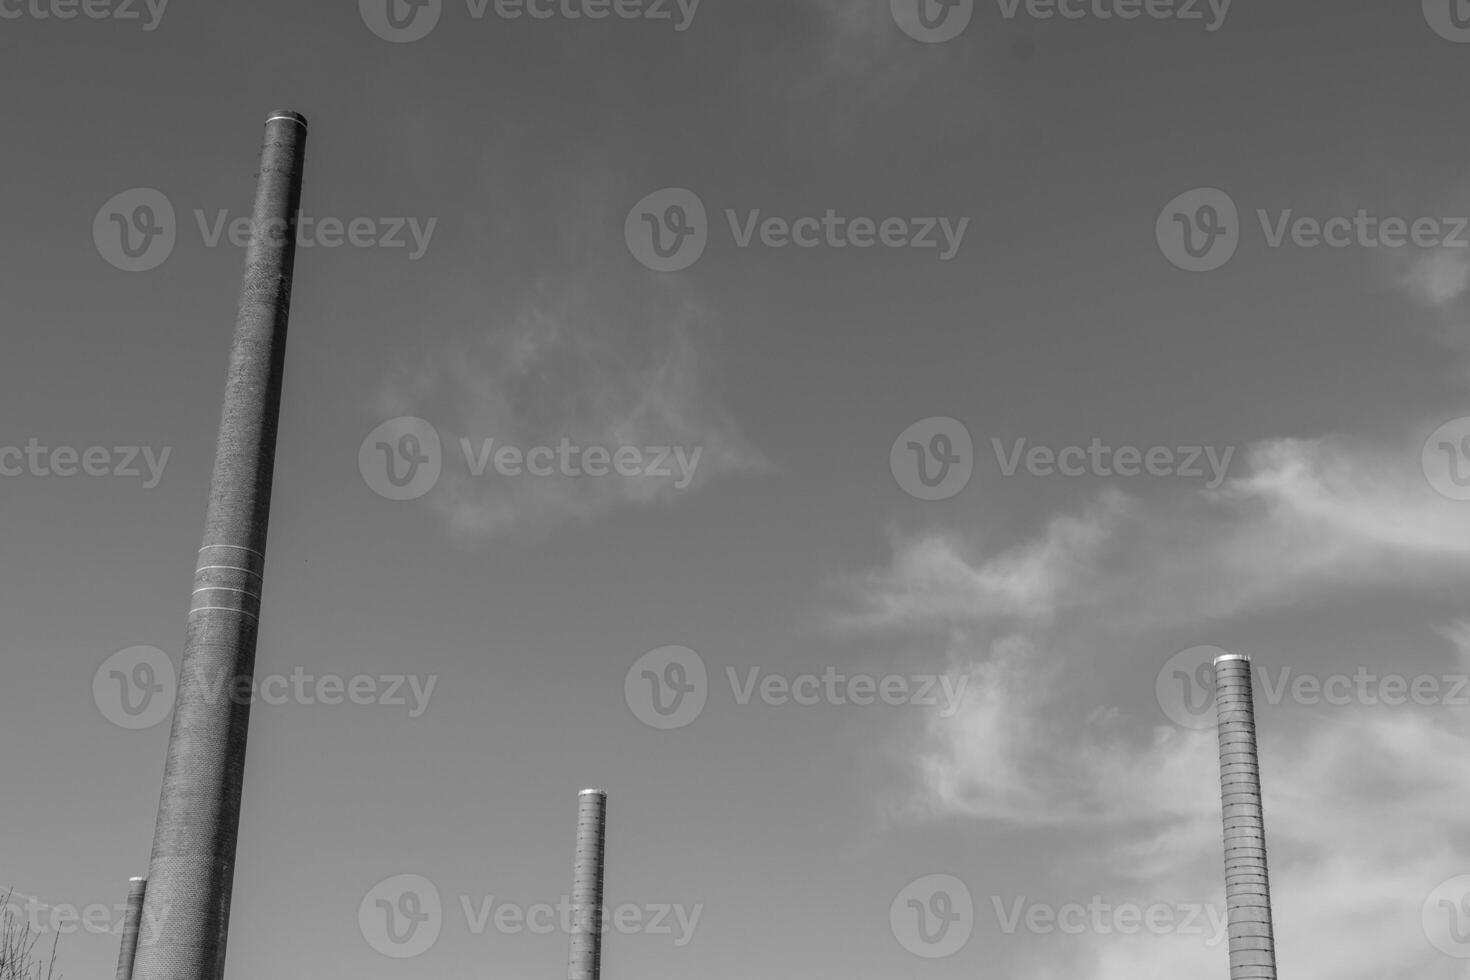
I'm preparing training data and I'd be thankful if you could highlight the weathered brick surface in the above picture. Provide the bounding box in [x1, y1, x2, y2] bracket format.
[568, 790, 608, 980]
[132, 111, 307, 980]
[1214, 655, 1278, 980]
[115, 877, 147, 980]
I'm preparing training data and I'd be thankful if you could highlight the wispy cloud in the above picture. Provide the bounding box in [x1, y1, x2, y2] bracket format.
[847, 434, 1470, 636]
[846, 430, 1470, 977]
[1401, 246, 1470, 310]
[381, 272, 761, 540]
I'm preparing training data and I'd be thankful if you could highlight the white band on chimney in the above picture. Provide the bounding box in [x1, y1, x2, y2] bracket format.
[1213, 652, 1251, 664]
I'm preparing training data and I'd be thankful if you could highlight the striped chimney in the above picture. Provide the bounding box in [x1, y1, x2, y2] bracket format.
[568, 789, 609, 980]
[115, 877, 147, 980]
[132, 111, 308, 980]
[1213, 653, 1278, 980]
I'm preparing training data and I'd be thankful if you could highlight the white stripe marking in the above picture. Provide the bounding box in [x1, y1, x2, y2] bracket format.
[195, 565, 264, 579]
[188, 606, 260, 620]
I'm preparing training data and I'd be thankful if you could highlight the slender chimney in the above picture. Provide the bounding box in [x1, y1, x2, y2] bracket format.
[1213, 653, 1278, 980]
[131, 110, 308, 980]
[568, 789, 608, 980]
[115, 877, 147, 980]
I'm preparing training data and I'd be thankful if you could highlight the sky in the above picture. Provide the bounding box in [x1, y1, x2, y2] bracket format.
[4, 1, 1470, 978]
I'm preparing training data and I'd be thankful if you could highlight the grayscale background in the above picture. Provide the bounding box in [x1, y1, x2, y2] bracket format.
[4, 1, 1470, 978]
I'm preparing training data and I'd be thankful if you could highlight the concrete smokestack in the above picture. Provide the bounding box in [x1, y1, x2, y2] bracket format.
[1213, 653, 1278, 980]
[115, 877, 147, 980]
[568, 789, 608, 980]
[132, 110, 308, 980]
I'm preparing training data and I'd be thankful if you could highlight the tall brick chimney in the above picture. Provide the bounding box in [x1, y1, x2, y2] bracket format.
[568, 789, 609, 980]
[131, 110, 308, 980]
[114, 877, 147, 980]
[1214, 652, 1278, 980]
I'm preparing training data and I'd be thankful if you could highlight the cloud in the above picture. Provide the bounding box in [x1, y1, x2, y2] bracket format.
[1401, 247, 1470, 310]
[847, 434, 1470, 636]
[847, 430, 1470, 978]
[381, 272, 761, 540]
